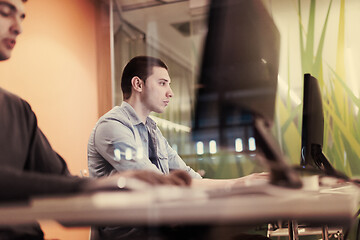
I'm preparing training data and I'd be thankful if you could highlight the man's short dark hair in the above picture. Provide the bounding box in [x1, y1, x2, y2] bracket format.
[121, 56, 168, 100]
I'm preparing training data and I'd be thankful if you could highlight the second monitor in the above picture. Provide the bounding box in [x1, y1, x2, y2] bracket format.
[300, 73, 349, 180]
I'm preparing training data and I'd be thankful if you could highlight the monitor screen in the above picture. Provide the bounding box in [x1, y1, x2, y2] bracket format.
[193, 0, 279, 149]
[300, 73, 348, 180]
[192, 0, 302, 188]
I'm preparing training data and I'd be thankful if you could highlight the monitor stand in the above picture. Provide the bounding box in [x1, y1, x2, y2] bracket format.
[254, 117, 303, 188]
[301, 144, 349, 181]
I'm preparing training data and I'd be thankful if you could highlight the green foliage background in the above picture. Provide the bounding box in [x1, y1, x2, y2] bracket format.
[277, 0, 360, 178]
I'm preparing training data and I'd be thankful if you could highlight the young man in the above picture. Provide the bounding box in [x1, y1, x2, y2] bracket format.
[0, 1, 190, 239]
[88, 56, 202, 179]
[88, 56, 267, 186]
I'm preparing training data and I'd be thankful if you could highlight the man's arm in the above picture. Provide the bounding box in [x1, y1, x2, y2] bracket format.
[161, 134, 202, 179]
[0, 96, 85, 201]
[161, 130, 268, 185]
[93, 120, 163, 174]
[0, 166, 87, 202]
[191, 172, 269, 190]
[0, 167, 193, 202]
[83, 169, 192, 192]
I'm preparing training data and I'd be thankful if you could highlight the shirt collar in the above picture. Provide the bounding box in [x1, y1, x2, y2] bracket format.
[121, 101, 157, 129]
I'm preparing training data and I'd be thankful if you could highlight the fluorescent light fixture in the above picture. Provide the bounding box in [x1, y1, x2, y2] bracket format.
[209, 140, 217, 154]
[196, 141, 204, 155]
[235, 138, 243, 152]
[248, 137, 256, 151]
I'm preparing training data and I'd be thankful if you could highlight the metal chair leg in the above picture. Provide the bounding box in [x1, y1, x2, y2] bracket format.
[322, 225, 329, 240]
[288, 220, 299, 240]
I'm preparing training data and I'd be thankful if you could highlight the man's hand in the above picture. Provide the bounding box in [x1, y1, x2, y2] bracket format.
[192, 172, 269, 189]
[239, 172, 269, 181]
[231, 172, 269, 187]
[120, 169, 192, 186]
[82, 170, 192, 192]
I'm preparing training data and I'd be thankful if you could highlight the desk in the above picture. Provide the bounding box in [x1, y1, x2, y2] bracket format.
[0, 183, 358, 231]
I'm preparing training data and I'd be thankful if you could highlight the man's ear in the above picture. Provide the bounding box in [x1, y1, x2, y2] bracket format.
[131, 77, 143, 93]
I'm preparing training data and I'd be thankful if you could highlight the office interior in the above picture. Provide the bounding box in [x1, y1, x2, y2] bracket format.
[0, 0, 360, 239]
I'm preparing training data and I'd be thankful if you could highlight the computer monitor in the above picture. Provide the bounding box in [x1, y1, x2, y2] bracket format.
[192, 0, 302, 188]
[300, 73, 349, 180]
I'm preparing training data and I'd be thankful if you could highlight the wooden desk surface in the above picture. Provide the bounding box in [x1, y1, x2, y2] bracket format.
[0, 182, 358, 228]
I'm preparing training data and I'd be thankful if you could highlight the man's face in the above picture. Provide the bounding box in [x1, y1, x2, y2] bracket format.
[141, 66, 174, 114]
[0, 0, 25, 61]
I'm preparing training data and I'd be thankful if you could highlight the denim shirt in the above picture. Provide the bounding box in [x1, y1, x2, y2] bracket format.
[88, 102, 201, 179]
